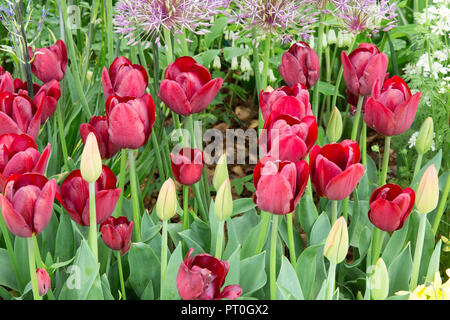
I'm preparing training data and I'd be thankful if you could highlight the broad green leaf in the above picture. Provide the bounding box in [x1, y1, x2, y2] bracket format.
[224, 246, 241, 288]
[128, 242, 160, 299]
[382, 217, 410, 267]
[298, 194, 318, 239]
[162, 242, 183, 300]
[296, 244, 322, 299]
[276, 256, 304, 300]
[0, 249, 18, 291]
[425, 240, 442, 283]
[205, 17, 229, 47]
[55, 213, 75, 262]
[240, 252, 267, 296]
[223, 47, 249, 61]
[388, 243, 412, 295]
[232, 198, 256, 217]
[310, 212, 331, 246]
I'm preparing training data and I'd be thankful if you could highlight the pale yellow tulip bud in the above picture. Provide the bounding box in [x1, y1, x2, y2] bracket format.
[80, 132, 102, 183]
[415, 117, 434, 155]
[370, 258, 389, 300]
[156, 178, 178, 221]
[324, 216, 349, 264]
[326, 106, 343, 143]
[214, 179, 233, 221]
[213, 154, 229, 191]
[416, 165, 439, 214]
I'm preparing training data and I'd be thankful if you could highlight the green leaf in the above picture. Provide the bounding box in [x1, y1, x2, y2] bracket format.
[298, 194, 318, 239]
[388, 243, 412, 295]
[224, 246, 241, 287]
[382, 217, 410, 267]
[232, 198, 256, 217]
[128, 242, 160, 299]
[223, 47, 249, 61]
[309, 212, 331, 246]
[296, 244, 322, 299]
[317, 81, 343, 98]
[425, 240, 442, 283]
[194, 49, 220, 67]
[240, 252, 267, 296]
[205, 17, 229, 47]
[55, 213, 75, 262]
[0, 249, 18, 291]
[162, 242, 182, 300]
[276, 256, 304, 300]
[179, 218, 210, 254]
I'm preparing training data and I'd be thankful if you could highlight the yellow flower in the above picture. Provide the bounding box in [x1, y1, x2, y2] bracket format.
[396, 269, 450, 300]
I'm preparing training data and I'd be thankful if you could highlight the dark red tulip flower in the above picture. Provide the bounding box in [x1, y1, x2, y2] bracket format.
[364, 76, 422, 137]
[102, 56, 149, 100]
[171, 147, 204, 185]
[80, 115, 120, 159]
[28, 40, 68, 83]
[100, 216, 134, 255]
[0, 68, 13, 93]
[13, 79, 41, 96]
[0, 173, 57, 238]
[259, 83, 312, 121]
[36, 268, 51, 296]
[260, 113, 318, 162]
[0, 92, 43, 140]
[253, 156, 309, 215]
[158, 56, 223, 116]
[176, 248, 242, 300]
[309, 140, 365, 200]
[0, 133, 51, 190]
[58, 165, 121, 226]
[105, 94, 155, 150]
[341, 43, 388, 97]
[278, 41, 320, 89]
[368, 183, 415, 232]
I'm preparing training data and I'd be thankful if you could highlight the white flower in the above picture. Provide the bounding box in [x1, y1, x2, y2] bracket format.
[408, 131, 419, 149]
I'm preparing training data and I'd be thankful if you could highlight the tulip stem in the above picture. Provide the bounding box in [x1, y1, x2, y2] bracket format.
[151, 133, 166, 181]
[432, 170, 450, 234]
[270, 214, 279, 300]
[183, 185, 190, 231]
[370, 228, 385, 266]
[412, 153, 423, 181]
[410, 212, 427, 290]
[215, 220, 225, 259]
[0, 207, 22, 291]
[361, 122, 367, 167]
[325, 261, 337, 300]
[286, 212, 296, 269]
[114, 149, 127, 217]
[379, 136, 391, 186]
[160, 219, 168, 299]
[351, 95, 364, 141]
[254, 211, 271, 256]
[312, 18, 325, 117]
[331, 200, 338, 225]
[27, 236, 41, 300]
[193, 183, 208, 222]
[261, 34, 272, 94]
[128, 149, 142, 242]
[88, 181, 99, 261]
[56, 106, 69, 172]
[116, 251, 126, 300]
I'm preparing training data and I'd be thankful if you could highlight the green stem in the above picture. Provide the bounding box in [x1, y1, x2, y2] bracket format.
[164, 27, 174, 64]
[371, 228, 385, 266]
[312, 20, 325, 117]
[413, 153, 423, 181]
[361, 122, 367, 167]
[432, 171, 450, 234]
[160, 219, 168, 299]
[410, 213, 427, 290]
[151, 133, 166, 181]
[325, 262, 337, 300]
[116, 251, 126, 300]
[215, 220, 225, 259]
[27, 236, 41, 300]
[342, 197, 349, 222]
[351, 95, 365, 141]
[331, 200, 338, 225]
[183, 185, 190, 231]
[128, 149, 142, 242]
[105, 0, 114, 64]
[270, 214, 278, 300]
[379, 136, 391, 186]
[0, 208, 22, 291]
[114, 149, 127, 217]
[259, 34, 272, 131]
[254, 211, 271, 256]
[88, 181, 98, 261]
[286, 212, 296, 269]
[193, 183, 208, 221]
[56, 106, 69, 172]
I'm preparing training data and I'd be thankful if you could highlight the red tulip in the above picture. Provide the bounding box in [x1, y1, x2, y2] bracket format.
[36, 268, 51, 296]
[309, 140, 365, 200]
[364, 76, 422, 136]
[0, 68, 13, 93]
[100, 216, 134, 255]
[259, 83, 312, 120]
[0, 92, 43, 139]
[260, 113, 318, 162]
[176, 248, 242, 300]
[33, 80, 61, 123]
[13, 79, 41, 96]
[253, 156, 309, 215]
[80, 115, 119, 159]
[28, 40, 68, 83]
[341, 43, 388, 97]
[368, 183, 415, 232]
[102, 56, 149, 100]
[170, 147, 204, 185]
[278, 41, 320, 89]
[105, 94, 156, 150]
[158, 56, 223, 116]
[58, 165, 121, 226]
[0, 173, 57, 238]
[0, 133, 51, 190]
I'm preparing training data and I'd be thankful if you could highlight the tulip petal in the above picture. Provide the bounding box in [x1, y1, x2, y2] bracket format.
[102, 67, 115, 100]
[100, 224, 123, 251]
[33, 179, 57, 235]
[217, 285, 243, 300]
[341, 51, 360, 96]
[189, 78, 223, 114]
[364, 97, 396, 136]
[94, 188, 121, 224]
[0, 194, 33, 237]
[108, 103, 146, 149]
[392, 92, 421, 136]
[359, 53, 388, 96]
[325, 163, 365, 200]
[32, 143, 51, 174]
[158, 80, 191, 116]
[2, 148, 40, 176]
[255, 172, 293, 215]
[369, 198, 403, 232]
[280, 52, 304, 87]
[176, 263, 205, 300]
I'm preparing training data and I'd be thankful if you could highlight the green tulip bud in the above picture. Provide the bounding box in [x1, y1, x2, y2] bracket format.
[214, 179, 233, 221]
[415, 117, 434, 155]
[80, 132, 102, 183]
[156, 178, 178, 221]
[327, 29, 337, 45]
[369, 258, 389, 300]
[326, 106, 343, 143]
[416, 165, 439, 214]
[324, 216, 349, 264]
[213, 154, 229, 191]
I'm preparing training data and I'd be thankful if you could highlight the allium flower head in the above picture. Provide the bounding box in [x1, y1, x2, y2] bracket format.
[114, 0, 229, 46]
[231, 0, 319, 43]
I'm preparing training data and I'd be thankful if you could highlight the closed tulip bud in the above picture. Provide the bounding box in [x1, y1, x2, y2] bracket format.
[324, 216, 349, 264]
[416, 165, 439, 214]
[36, 268, 51, 296]
[213, 154, 229, 191]
[156, 178, 178, 221]
[328, 29, 337, 45]
[214, 179, 233, 221]
[415, 117, 434, 155]
[369, 258, 389, 300]
[80, 132, 102, 183]
[326, 106, 343, 142]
